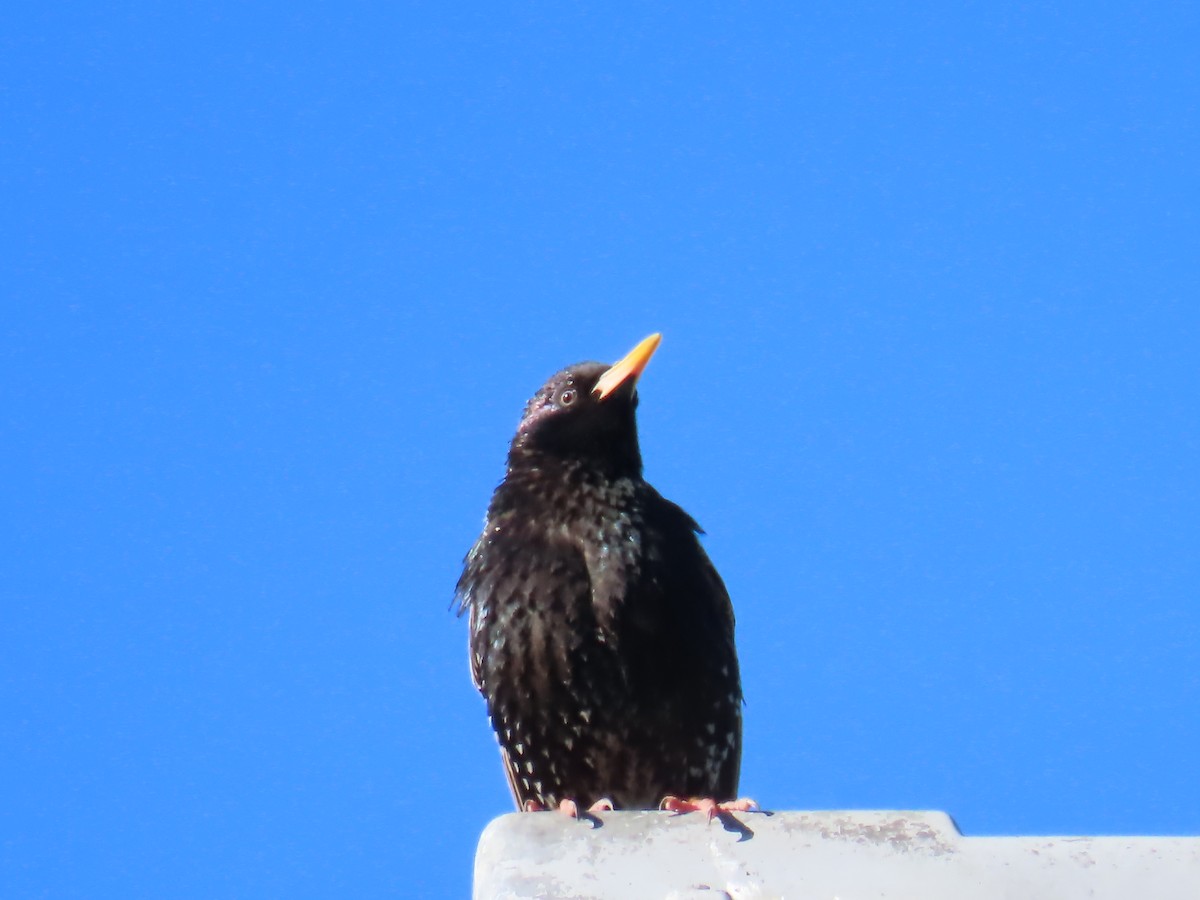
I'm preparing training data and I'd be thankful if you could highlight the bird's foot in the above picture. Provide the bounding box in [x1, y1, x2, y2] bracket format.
[523, 798, 614, 818]
[557, 797, 614, 818]
[659, 795, 759, 821]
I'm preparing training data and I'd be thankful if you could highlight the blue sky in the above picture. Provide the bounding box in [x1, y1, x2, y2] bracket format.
[3, 3, 1198, 896]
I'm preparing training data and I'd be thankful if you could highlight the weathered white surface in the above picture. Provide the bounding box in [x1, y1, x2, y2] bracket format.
[474, 809, 1200, 899]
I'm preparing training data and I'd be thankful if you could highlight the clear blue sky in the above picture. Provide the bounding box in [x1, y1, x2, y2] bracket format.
[3, 3, 1197, 897]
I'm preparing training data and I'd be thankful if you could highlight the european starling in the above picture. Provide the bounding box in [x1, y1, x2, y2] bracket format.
[456, 334, 745, 815]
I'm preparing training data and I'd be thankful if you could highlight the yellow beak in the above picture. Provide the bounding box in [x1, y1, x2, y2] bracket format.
[592, 333, 663, 400]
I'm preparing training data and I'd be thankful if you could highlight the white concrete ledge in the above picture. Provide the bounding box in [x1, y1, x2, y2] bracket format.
[474, 809, 1200, 899]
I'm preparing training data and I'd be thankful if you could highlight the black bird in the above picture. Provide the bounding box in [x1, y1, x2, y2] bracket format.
[456, 334, 748, 816]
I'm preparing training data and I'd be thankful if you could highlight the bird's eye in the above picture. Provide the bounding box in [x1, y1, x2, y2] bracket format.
[559, 389, 577, 406]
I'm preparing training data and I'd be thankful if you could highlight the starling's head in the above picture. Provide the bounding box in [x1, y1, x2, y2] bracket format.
[511, 333, 662, 474]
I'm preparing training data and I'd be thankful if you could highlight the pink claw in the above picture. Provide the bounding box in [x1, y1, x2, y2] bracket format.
[523, 798, 614, 817]
[660, 795, 759, 821]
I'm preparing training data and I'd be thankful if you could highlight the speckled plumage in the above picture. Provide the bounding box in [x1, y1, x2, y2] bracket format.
[456, 341, 742, 811]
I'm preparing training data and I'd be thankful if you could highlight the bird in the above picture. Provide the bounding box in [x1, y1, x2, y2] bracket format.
[455, 334, 750, 818]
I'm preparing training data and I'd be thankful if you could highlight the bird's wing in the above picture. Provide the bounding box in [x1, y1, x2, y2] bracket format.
[458, 539, 529, 808]
[460, 521, 598, 811]
[650, 494, 744, 799]
[500, 744, 527, 810]
[455, 539, 488, 691]
[466, 598, 484, 692]
[684, 541, 744, 798]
